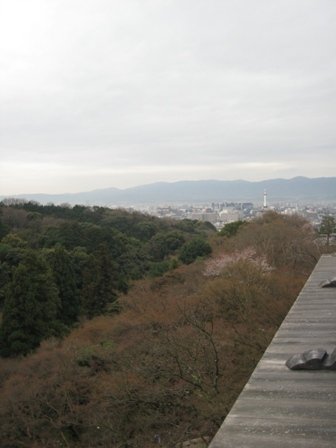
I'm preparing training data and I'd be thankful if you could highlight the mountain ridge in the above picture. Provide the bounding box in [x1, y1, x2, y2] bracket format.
[2, 176, 336, 205]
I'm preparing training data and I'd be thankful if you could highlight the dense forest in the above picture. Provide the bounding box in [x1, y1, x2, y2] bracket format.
[0, 201, 332, 447]
[0, 201, 214, 357]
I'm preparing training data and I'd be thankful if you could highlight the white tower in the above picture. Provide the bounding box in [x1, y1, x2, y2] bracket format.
[263, 189, 267, 208]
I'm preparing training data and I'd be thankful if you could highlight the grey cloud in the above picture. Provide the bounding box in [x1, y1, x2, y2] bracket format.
[0, 0, 335, 193]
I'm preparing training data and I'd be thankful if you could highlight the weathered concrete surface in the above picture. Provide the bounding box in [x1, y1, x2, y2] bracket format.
[209, 254, 336, 448]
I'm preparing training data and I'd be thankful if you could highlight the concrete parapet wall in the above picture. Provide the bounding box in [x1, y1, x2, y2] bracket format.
[208, 254, 336, 448]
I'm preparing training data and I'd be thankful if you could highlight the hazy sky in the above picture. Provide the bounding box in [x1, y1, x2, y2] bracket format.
[1, 0, 335, 194]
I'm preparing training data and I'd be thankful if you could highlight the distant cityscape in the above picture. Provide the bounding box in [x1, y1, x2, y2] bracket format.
[134, 195, 336, 231]
[2, 192, 336, 232]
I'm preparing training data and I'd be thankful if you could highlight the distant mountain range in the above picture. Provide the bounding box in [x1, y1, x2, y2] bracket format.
[2, 177, 336, 206]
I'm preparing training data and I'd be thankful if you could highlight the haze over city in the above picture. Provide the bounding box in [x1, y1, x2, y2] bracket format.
[1, 0, 335, 195]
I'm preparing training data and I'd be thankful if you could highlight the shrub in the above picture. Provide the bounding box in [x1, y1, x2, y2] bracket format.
[179, 238, 212, 264]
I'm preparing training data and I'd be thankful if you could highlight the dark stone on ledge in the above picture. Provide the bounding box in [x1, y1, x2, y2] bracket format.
[286, 348, 327, 370]
[320, 277, 336, 287]
[322, 348, 336, 370]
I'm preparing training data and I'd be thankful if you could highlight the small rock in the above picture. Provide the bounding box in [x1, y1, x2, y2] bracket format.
[286, 348, 327, 370]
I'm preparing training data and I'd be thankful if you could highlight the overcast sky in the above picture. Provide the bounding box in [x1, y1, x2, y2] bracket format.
[1, 0, 335, 194]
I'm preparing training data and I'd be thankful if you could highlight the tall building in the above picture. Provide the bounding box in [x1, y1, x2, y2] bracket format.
[263, 189, 267, 209]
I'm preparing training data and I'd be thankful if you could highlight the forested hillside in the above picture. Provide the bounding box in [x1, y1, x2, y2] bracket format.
[0, 204, 329, 447]
[0, 201, 214, 356]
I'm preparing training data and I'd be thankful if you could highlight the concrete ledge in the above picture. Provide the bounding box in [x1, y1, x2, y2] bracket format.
[209, 254, 336, 448]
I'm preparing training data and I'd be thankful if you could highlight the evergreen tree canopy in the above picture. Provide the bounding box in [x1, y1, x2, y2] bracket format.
[319, 215, 336, 246]
[0, 251, 60, 356]
[179, 238, 212, 264]
[82, 244, 119, 318]
[46, 246, 80, 325]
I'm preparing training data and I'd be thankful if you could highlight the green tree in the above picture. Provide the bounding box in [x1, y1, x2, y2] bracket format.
[82, 244, 119, 318]
[219, 220, 246, 238]
[0, 241, 26, 306]
[149, 231, 185, 261]
[179, 238, 212, 264]
[0, 217, 9, 239]
[0, 251, 60, 356]
[47, 246, 80, 326]
[320, 215, 335, 246]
